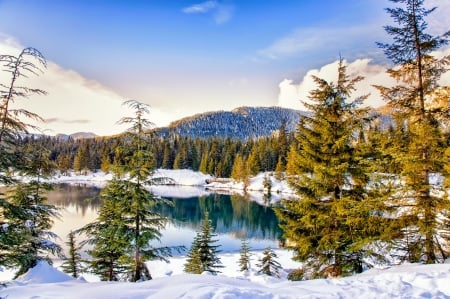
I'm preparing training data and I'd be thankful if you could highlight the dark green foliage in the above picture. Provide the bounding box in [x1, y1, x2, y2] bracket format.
[78, 100, 181, 282]
[238, 238, 252, 272]
[375, 0, 450, 263]
[256, 247, 281, 278]
[184, 212, 223, 275]
[77, 178, 132, 281]
[1, 135, 61, 277]
[0, 47, 62, 276]
[61, 231, 83, 278]
[20, 119, 295, 179]
[277, 60, 389, 279]
[3, 181, 61, 278]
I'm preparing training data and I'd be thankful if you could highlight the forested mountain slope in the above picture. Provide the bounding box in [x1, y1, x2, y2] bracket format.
[156, 106, 303, 139]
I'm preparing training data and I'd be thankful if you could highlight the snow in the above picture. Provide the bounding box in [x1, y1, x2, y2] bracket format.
[14, 261, 74, 284]
[41, 169, 296, 203]
[2, 258, 450, 298]
[2, 169, 450, 297]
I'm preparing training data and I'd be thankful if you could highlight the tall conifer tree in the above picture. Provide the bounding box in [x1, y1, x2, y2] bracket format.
[277, 60, 388, 279]
[375, 0, 450, 263]
[184, 212, 223, 275]
[3, 144, 61, 277]
[79, 100, 179, 282]
[0, 48, 60, 275]
[61, 231, 83, 278]
[238, 238, 252, 272]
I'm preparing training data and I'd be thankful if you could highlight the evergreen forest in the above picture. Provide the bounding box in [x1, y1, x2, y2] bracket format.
[1, 0, 450, 282]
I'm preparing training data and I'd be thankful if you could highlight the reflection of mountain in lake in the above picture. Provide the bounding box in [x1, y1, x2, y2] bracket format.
[158, 193, 282, 240]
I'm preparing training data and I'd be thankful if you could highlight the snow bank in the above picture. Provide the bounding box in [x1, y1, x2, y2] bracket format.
[153, 169, 213, 186]
[2, 262, 450, 298]
[14, 260, 75, 284]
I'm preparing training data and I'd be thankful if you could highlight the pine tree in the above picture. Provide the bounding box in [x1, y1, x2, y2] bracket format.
[73, 143, 90, 175]
[77, 178, 132, 281]
[231, 154, 249, 183]
[0, 48, 60, 274]
[100, 154, 111, 173]
[256, 247, 281, 278]
[2, 142, 62, 277]
[238, 238, 252, 272]
[80, 100, 180, 282]
[375, 0, 450, 263]
[61, 231, 83, 278]
[119, 100, 177, 282]
[247, 145, 261, 175]
[277, 59, 389, 279]
[184, 212, 223, 275]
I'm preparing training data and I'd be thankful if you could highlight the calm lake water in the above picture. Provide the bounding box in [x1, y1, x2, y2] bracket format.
[47, 184, 282, 254]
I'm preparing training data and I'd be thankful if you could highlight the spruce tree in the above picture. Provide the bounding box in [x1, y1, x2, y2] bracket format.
[79, 100, 180, 282]
[238, 238, 252, 272]
[61, 231, 83, 278]
[277, 59, 389, 279]
[184, 212, 223, 275]
[0, 48, 60, 275]
[375, 0, 450, 263]
[77, 178, 132, 281]
[256, 247, 281, 278]
[2, 142, 62, 277]
[231, 154, 249, 183]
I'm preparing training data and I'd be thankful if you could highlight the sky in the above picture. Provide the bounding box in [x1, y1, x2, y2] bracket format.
[0, 0, 449, 136]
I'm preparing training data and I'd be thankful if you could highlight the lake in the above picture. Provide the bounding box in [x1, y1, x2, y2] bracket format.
[47, 183, 282, 254]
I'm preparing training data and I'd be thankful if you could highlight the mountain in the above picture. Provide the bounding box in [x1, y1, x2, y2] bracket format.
[156, 106, 304, 139]
[55, 132, 98, 140]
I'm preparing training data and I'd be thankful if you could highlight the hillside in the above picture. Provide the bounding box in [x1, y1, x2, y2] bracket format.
[156, 106, 303, 139]
[55, 132, 98, 140]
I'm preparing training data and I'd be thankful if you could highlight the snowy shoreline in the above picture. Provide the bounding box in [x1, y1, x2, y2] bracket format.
[42, 169, 298, 204]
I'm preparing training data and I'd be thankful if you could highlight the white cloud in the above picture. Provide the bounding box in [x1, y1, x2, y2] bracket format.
[417, 0, 450, 36]
[277, 59, 395, 110]
[258, 25, 379, 60]
[0, 35, 173, 136]
[182, 1, 217, 14]
[277, 49, 450, 111]
[182, 1, 233, 24]
[213, 4, 234, 25]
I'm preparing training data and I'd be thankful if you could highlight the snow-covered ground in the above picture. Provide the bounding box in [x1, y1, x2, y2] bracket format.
[1, 257, 450, 298]
[2, 169, 450, 298]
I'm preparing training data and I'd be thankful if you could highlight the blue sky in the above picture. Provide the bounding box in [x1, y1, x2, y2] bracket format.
[0, 0, 449, 135]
